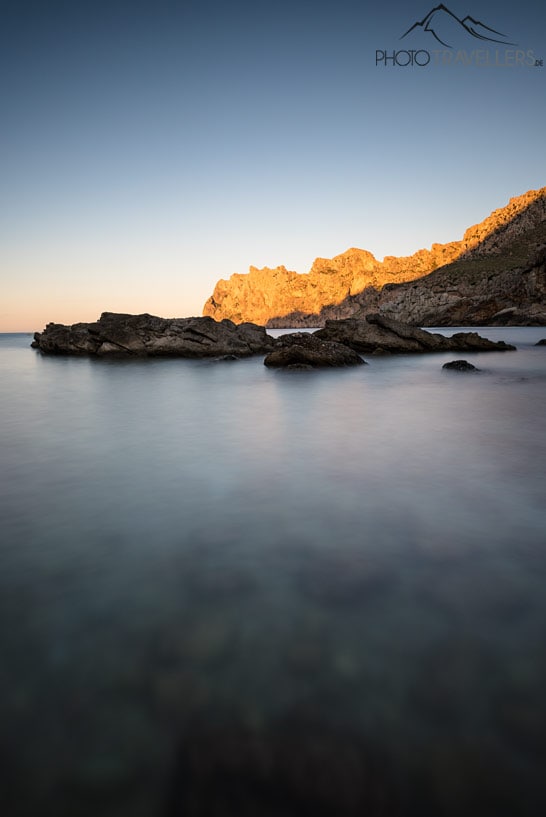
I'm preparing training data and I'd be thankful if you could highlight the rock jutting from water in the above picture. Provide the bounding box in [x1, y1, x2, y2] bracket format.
[314, 314, 516, 355]
[442, 360, 480, 372]
[31, 312, 516, 363]
[31, 312, 275, 357]
[264, 317, 515, 368]
[263, 333, 366, 368]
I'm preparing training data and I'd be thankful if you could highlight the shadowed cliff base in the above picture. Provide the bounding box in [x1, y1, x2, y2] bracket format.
[202, 188, 546, 328]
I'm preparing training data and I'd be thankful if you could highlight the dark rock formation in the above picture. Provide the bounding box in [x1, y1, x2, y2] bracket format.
[264, 333, 365, 368]
[314, 314, 516, 354]
[442, 360, 480, 371]
[31, 313, 274, 357]
[363, 243, 546, 327]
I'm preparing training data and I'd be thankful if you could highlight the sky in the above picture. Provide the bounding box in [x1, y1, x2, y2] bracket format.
[1, 0, 545, 331]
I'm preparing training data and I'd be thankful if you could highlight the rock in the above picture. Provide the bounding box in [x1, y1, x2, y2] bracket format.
[176, 617, 235, 667]
[188, 566, 255, 600]
[165, 722, 400, 817]
[442, 360, 479, 371]
[264, 332, 365, 368]
[285, 363, 315, 370]
[535, 338, 546, 345]
[203, 250, 384, 327]
[370, 256, 546, 328]
[203, 188, 546, 327]
[32, 313, 275, 357]
[443, 331, 516, 352]
[153, 669, 210, 724]
[409, 638, 497, 727]
[297, 550, 391, 607]
[284, 634, 330, 676]
[316, 315, 441, 353]
[314, 314, 516, 354]
[495, 693, 546, 755]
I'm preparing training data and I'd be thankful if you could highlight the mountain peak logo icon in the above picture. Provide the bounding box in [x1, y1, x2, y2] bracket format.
[401, 4, 516, 48]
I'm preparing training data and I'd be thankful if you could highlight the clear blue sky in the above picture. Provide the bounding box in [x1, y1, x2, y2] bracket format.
[1, 0, 545, 330]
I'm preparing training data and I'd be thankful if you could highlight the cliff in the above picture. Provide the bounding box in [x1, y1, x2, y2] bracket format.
[202, 188, 546, 326]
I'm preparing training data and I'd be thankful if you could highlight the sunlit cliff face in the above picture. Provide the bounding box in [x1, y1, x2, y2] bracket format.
[202, 188, 546, 326]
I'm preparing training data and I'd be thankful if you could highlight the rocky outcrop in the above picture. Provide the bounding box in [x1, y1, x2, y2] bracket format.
[363, 243, 546, 327]
[31, 312, 516, 364]
[203, 250, 387, 327]
[31, 313, 274, 357]
[314, 315, 516, 354]
[264, 333, 365, 368]
[442, 360, 480, 371]
[202, 188, 546, 327]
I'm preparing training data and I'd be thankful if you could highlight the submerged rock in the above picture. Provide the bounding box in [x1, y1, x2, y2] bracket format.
[315, 314, 516, 354]
[31, 313, 274, 357]
[297, 550, 391, 607]
[442, 360, 480, 371]
[264, 332, 365, 368]
[283, 633, 331, 676]
[165, 721, 399, 816]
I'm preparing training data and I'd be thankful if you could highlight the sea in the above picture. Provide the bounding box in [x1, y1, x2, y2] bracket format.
[1, 327, 545, 816]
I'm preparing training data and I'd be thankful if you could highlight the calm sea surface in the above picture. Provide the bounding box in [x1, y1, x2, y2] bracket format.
[1, 328, 545, 816]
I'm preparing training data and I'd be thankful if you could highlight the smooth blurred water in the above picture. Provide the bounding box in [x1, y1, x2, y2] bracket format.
[1, 328, 545, 816]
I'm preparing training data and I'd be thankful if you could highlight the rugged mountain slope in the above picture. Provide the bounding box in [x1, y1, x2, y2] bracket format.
[202, 187, 546, 326]
[364, 226, 546, 326]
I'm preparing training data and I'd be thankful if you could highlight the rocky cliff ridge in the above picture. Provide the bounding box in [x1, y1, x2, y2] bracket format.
[203, 188, 546, 326]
